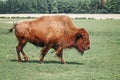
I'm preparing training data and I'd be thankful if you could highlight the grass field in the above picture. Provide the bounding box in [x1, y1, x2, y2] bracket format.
[0, 19, 120, 80]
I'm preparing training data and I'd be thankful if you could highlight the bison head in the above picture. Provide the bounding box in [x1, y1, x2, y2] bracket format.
[75, 28, 90, 55]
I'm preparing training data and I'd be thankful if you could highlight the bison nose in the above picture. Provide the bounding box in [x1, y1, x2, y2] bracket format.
[88, 46, 90, 49]
[88, 47, 90, 49]
[87, 44, 90, 49]
[85, 46, 90, 50]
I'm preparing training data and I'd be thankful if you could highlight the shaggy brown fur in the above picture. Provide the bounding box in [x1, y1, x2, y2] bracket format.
[9, 15, 90, 64]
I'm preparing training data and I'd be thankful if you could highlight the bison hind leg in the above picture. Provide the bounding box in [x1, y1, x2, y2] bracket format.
[16, 39, 28, 62]
[21, 49, 28, 62]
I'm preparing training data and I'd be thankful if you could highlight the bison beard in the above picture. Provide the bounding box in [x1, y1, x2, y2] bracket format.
[9, 15, 90, 64]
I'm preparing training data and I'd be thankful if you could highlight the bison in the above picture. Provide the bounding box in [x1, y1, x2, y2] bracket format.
[9, 15, 90, 64]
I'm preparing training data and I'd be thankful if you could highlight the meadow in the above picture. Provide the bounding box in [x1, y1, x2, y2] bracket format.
[0, 18, 120, 80]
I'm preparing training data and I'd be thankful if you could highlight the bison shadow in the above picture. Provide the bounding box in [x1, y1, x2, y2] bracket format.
[10, 59, 84, 65]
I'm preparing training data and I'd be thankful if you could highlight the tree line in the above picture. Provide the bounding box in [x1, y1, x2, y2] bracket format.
[0, 0, 119, 14]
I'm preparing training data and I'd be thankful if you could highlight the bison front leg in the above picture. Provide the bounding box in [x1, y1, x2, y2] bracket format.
[56, 48, 66, 64]
[40, 46, 50, 64]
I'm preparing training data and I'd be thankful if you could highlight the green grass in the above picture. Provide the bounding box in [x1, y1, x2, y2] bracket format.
[0, 19, 120, 80]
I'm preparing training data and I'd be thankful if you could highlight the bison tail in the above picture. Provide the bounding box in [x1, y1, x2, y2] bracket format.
[8, 22, 17, 32]
[9, 27, 14, 32]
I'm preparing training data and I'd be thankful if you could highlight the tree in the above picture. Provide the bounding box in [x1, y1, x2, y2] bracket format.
[106, 0, 120, 13]
[0, 1, 5, 13]
[36, 0, 49, 13]
[47, 0, 58, 13]
[0, 0, 119, 14]
[57, 0, 68, 13]
[5, 0, 11, 13]
[90, 0, 100, 13]
[101, 0, 106, 7]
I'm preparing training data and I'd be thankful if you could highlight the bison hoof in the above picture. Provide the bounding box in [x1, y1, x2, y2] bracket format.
[61, 61, 66, 64]
[24, 56, 28, 62]
[18, 59, 22, 62]
[24, 58, 28, 62]
[40, 61, 44, 64]
[25, 60, 28, 63]
[18, 60, 22, 63]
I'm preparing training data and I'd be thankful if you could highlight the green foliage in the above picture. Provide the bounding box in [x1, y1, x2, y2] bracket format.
[106, 0, 120, 13]
[0, 0, 119, 13]
[47, 0, 58, 13]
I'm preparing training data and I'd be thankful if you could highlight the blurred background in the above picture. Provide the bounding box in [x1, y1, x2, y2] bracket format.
[0, 0, 119, 14]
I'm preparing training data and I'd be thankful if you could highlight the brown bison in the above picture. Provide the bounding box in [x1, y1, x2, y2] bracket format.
[9, 15, 90, 64]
